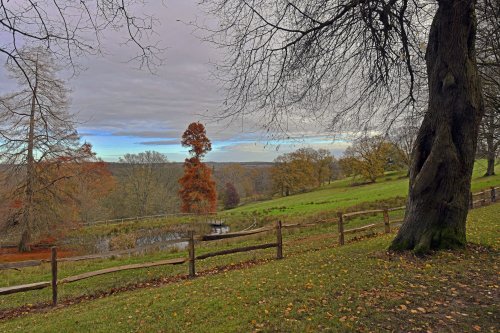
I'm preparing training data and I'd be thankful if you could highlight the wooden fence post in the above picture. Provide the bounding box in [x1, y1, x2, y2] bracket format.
[469, 191, 473, 209]
[51, 246, 58, 306]
[276, 220, 283, 259]
[492, 187, 497, 203]
[337, 212, 345, 246]
[188, 231, 195, 278]
[383, 208, 390, 234]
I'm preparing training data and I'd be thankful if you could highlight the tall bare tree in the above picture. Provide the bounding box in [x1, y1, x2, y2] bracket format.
[390, 124, 419, 175]
[0, 2, 164, 250]
[476, 0, 500, 176]
[201, 0, 484, 252]
[0, 48, 99, 251]
[118, 151, 169, 217]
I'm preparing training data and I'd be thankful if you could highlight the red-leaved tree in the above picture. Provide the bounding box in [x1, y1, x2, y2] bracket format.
[223, 182, 240, 209]
[178, 123, 217, 214]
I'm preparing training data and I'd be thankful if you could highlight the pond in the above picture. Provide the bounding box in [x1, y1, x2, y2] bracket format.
[81, 223, 231, 254]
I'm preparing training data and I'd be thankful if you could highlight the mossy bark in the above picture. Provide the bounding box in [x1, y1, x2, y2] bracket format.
[390, 0, 484, 253]
[484, 115, 496, 176]
[485, 157, 495, 176]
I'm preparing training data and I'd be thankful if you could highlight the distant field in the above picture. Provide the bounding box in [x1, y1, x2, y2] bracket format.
[224, 160, 500, 219]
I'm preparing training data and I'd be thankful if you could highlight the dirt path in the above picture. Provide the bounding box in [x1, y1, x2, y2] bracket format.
[0, 247, 76, 262]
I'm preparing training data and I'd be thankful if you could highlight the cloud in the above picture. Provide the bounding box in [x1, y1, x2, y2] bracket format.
[138, 139, 179, 146]
[0, 0, 352, 163]
[206, 137, 350, 162]
[112, 130, 179, 138]
[78, 132, 100, 137]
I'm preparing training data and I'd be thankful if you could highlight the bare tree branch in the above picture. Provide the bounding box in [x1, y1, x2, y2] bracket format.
[198, 0, 430, 138]
[0, 0, 165, 85]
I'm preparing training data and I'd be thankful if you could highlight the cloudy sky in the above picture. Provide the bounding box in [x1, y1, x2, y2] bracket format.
[0, 0, 349, 162]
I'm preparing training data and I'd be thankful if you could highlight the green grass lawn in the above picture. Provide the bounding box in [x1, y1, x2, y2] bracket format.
[227, 172, 409, 216]
[0, 203, 498, 332]
[223, 161, 499, 220]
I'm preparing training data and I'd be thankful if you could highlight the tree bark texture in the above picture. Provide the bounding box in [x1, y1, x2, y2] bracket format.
[485, 111, 496, 176]
[390, 0, 484, 253]
[486, 156, 495, 176]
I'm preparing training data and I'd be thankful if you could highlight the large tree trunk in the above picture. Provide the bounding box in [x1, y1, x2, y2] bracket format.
[390, 0, 484, 253]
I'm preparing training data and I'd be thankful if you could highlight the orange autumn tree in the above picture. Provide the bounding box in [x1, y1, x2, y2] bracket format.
[178, 122, 217, 214]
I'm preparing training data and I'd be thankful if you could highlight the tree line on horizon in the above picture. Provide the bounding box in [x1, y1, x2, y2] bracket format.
[0, 102, 498, 245]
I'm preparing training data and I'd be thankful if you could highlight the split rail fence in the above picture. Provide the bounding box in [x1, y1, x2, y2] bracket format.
[81, 212, 220, 227]
[0, 221, 284, 306]
[0, 185, 497, 307]
[336, 186, 498, 245]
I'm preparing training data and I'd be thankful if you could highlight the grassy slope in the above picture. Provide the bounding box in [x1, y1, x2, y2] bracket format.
[0, 204, 498, 332]
[228, 172, 409, 216]
[0, 208, 404, 310]
[226, 161, 500, 218]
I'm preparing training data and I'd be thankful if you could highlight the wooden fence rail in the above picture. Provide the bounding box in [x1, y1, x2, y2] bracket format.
[196, 243, 278, 260]
[81, 212, 210, 227]
[469, 186, 498, 208]
[0, 282, 51, 296]
[188, 220, 283, 279]
[200, 226, 272, 241]
[388, 206, 406, 212]
[58, 258, 187, 285]
[343, 209, 384, 218]
[0, 260, 42, 270]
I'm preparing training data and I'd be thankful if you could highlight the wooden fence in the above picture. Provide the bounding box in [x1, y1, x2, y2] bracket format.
[337, 206, 405, 246]
[1, 185, 497, 306]
[469, 186, 498, 209]
[0, 221, 283, 306]
[337, 186, 498, 245]
[81, 212, 221, 227]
